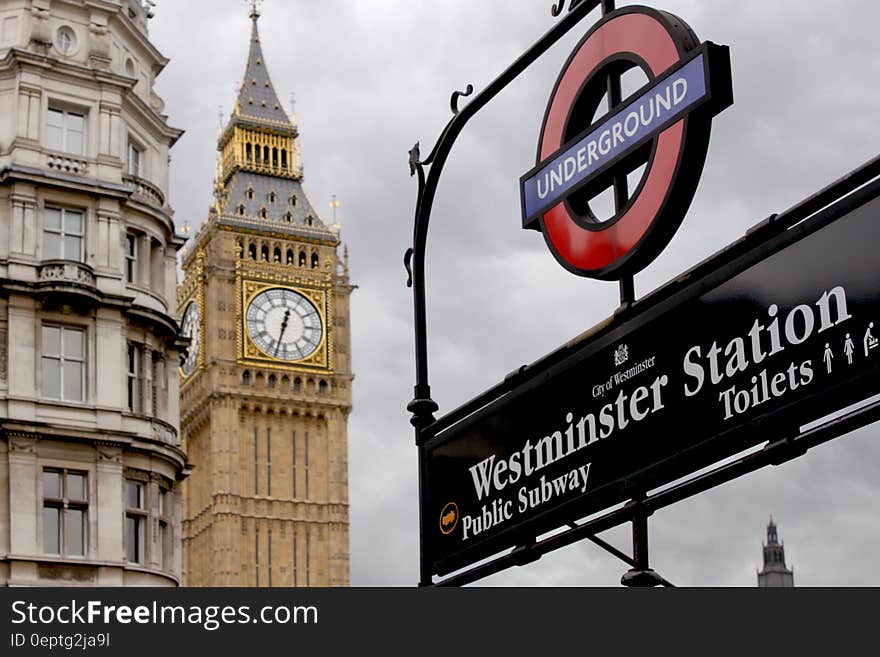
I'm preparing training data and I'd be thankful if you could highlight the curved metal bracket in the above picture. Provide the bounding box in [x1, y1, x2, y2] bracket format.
[407, 1, 604, 430]
[551, 0, 588, 17]
[450, 84, 474, 115]
[404, 248, 414, 288]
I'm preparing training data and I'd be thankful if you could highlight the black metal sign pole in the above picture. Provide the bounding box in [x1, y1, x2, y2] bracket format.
[597, 0, 656, 586]
[407, 0, 604, 586]
[599, 0, 636, 311]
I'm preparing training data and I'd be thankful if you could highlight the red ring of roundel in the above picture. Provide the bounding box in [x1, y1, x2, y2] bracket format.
[538, 11, 688, 278]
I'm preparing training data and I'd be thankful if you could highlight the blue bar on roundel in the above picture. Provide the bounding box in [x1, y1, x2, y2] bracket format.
[521, 54, 708, 222]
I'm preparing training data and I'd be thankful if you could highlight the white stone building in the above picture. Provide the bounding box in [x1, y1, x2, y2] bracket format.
[0, 0, 186, 586]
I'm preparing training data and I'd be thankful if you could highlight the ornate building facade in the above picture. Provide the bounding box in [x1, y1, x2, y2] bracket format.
[0, 0, 187, 586]
[179, 7, 353, 587]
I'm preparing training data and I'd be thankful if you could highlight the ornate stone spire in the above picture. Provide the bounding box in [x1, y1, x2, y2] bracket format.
[234, 5, 291, 125]
[211, 3, 335, 242]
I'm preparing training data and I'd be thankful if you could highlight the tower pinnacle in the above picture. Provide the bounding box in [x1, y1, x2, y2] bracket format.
[757, 517, 795, 587]
[211, 5, 335, 241]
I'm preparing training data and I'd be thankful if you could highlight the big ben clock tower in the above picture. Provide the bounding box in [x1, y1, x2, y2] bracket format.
[178, 5, 353, 587]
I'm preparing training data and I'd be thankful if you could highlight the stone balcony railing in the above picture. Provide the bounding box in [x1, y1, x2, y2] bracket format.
[124, 174, 166, 208]
[47, 153, 89, 176]
[38, 260, 97, 287]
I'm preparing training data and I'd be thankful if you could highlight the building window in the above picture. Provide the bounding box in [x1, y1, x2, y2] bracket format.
[247, 186, 255, 200]
[43, 468, 88, 556]
[56, 26, 77, 56]
[311, 252, 319, 269]
[125, 233, 137, 283]
[151, 353, 165, 418]
[127, 343, 139, 413]
[158, 488, 170, 571]
[268, 191, 276, 204]
[127, 141, 143, 177]
[42, 325, 85, 402]
[46, 107, 85, 155]
[43, 207, 84, 262]
[125, 480, 146, 564]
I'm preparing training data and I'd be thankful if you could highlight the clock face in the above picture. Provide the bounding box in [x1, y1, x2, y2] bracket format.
[180, 301, 200, 376]
[246, 288, 323, 361]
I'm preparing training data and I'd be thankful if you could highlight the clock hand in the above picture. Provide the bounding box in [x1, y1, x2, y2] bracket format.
[275, 309, 291, 356]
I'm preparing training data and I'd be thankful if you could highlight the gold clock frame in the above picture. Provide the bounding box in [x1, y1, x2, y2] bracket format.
[177, 251, 206, 385]
[237, 276, 333, 372]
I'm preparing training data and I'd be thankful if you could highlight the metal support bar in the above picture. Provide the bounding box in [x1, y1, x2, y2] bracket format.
[620, 498, 666, 587]
[576, 526, 633, 567]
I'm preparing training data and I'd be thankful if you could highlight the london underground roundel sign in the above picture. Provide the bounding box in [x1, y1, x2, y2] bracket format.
[520, 6, 733, 279]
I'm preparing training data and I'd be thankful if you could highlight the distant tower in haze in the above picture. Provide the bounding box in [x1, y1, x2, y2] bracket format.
[757, 518, 794, 587]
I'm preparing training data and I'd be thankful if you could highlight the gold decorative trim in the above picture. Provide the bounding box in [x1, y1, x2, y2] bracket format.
[178, 250, 206, 389]
[236, 265, 334, 373]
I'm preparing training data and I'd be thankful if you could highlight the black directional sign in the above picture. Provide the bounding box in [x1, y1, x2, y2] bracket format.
[425, 178, 880, 576]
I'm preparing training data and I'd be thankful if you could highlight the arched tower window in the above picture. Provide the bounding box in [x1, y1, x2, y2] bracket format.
[289, 195, 297, 207]
[268, 191, 277, 204]
[261, 245, 269, 261]
[311, 252, 319, 269]
[238, 204, 246, 216]
[284, 212, 292, 223]
[247, 186, 254, 200]
[263, 145, 270, 163]
[254, 147, 261, 165]
[272, 147, 278, 168]
[281, 149, 288, 169]
[298, 251, 307, 267]
[286, 249, 294, 264]
[246, 143, 253, 163]
[306, 215, 313, 227]
[248, 243, 257, 260]
[293, 377, 302, 393]
[273, 247, 281, 263]
[260, 207, 268, 219]
[242, 371, 251, 385]
[268, 374, 276, 389]
[318, 380, 328, 396]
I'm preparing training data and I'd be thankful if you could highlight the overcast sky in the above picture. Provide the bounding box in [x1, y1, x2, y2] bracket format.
[149, 0, 880, 586]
